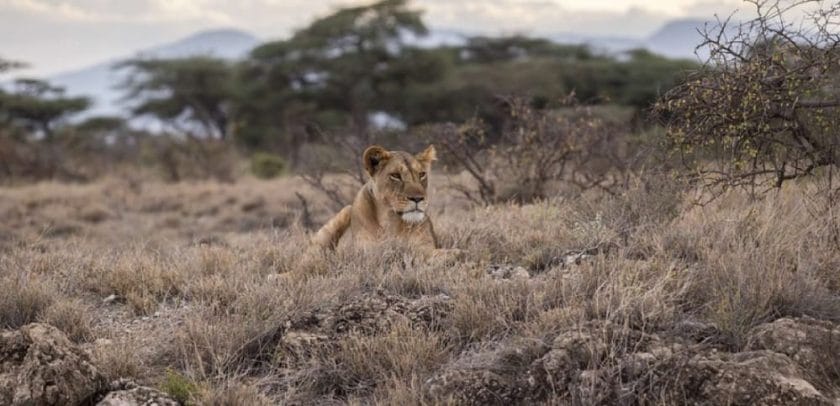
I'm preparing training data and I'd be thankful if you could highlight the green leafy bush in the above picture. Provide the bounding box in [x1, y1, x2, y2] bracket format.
[160, 369, 199, 405]
[249, 152, 286, 179]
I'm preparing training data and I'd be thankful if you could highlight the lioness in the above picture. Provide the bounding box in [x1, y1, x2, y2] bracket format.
[311, 144, 444, 254]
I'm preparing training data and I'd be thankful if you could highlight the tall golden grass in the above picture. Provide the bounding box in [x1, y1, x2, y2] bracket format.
[0, 173, 838, 403]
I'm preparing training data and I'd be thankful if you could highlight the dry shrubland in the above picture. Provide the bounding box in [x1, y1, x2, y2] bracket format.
[1, 169, 839, 404]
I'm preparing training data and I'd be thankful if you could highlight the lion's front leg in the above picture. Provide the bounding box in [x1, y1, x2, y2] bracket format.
[311, 205, 352, 250]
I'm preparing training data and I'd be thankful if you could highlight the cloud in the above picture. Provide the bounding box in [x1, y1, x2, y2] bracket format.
[0, 0, 354, 76]
[0, 0, 757, 77]
[419, 0, 667, 37]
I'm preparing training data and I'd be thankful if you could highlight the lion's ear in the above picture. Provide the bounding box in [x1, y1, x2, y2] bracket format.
[416, 145, 437, 165]
[363, 145, 391, 177]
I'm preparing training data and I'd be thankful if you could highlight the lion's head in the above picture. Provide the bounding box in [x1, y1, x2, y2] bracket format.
[363, 144, 437, 224]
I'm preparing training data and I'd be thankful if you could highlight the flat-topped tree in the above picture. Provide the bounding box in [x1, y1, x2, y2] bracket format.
[0, 78, 90, 139]
[0, 57, 26, 73]
[239, 0, 445, 150]
[119, 57, 235, 140]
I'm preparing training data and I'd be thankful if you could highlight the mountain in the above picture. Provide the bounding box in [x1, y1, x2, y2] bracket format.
[645, 19, 709, 60]
[548, 32, 644, 54]
[545, 19, 709, 61]
[48, 29, 259, 119]
[419, 20, 709, 61]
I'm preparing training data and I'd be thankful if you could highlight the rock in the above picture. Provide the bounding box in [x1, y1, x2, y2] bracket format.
[746, 317, 840, 377]
[601, 344, 835, 405]
[276, 331, 329, 367]
[264, 292, 453, 369]
[425, 339, 550, 405]
[560, 251, 592, 267]
[549, 249, 598, 269]
[487, 264, 530, 280]
[526, 321, 657, 399]
[97, 379, 179, 406]
[671, 319, 722, 343]
[0, 323, 108, 406]
[403, 294, 453, 327]
[318, 292, 452, 335]
[426, 369, 521, 406]
[425, 319, 840, 405]
[685, 350, 832, 406]
[103, 294, 121, 304]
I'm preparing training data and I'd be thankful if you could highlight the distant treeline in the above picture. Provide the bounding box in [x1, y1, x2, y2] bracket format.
[1, 0, 696, 156]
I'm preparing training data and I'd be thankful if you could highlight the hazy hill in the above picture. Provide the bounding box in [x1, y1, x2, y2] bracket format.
[645, 18, 709, 60]
[548, 19, 708, 60]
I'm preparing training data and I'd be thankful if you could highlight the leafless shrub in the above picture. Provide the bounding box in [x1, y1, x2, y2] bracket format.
[427, 97, 635, 205]
[141, 137, 239, 182]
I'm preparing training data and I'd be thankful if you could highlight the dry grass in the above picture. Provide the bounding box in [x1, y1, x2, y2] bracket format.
[38, 297, 95, 342]
[0, 173, 838, 404]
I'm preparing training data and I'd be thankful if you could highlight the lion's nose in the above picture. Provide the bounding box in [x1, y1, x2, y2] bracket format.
[408, 196, 424, 204]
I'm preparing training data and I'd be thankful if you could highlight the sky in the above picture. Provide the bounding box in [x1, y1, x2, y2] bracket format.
[0, 0, 750, 77]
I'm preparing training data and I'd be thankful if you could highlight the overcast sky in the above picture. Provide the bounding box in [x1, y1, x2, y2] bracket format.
[0, 0, 749, 77]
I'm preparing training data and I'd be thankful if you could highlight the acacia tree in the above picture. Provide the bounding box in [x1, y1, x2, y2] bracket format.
[0, 57, 25, 73]
[655, 0, 840, 193]
[239, 0, 444, 153]
[0, 78, 90, 139]
[119, 57, 235, 140]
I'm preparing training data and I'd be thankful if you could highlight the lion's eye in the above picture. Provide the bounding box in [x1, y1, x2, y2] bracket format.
[389, 173, 401, 181]
[419, 172, 427, 179]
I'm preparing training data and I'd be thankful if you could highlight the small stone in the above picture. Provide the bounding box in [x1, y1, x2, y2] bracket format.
[510, 266, 530, 279]
[102, 294, 120, 304]
[0, 323, 108, 405]
[486, 264, 531, 280]
[98, 379, 179, 406]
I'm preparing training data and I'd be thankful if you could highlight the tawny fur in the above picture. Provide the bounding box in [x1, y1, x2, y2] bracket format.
[311, 145, 443, 253]
[311, 205, 352, 249]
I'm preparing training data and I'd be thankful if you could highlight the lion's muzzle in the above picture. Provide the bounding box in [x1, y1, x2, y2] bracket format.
[399, 200, 427, 224]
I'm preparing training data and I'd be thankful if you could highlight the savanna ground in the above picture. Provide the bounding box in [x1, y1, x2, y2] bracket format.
[1, 170, 840, 404]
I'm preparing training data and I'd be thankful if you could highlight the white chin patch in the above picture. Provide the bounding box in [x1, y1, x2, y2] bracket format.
[401, 211, 426, 224]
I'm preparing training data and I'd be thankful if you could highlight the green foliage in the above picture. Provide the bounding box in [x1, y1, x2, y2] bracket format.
[75, 116, 126, 132]
[654, 1, 840, 192]
[0, 57, 26, 73]
[460, 36, 594, 64]
[160, 369, 199, 405]
[235, 12, 696, 151]
[0, 79, 90, 138]
[237, 0, 444, 151]
[400, 47, 696, 133]
[0, 2, 700, 173]
[250, 152, 287, 179]
[119, 57, 234, 139]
